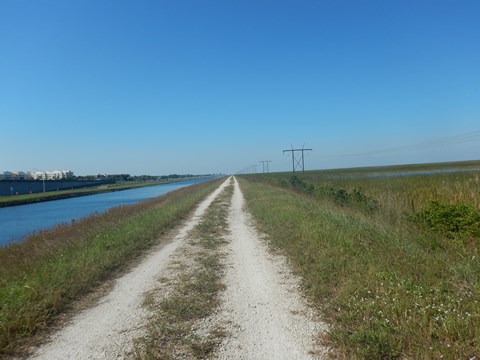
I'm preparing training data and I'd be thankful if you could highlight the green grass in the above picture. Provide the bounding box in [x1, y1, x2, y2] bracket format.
[133, 181, 233, 359]
[0, 178, 223, 356]
[238, 162, 480, 359]
[256, 160, 480, 225]
[414, 201, 480, 239]
[0, 178, 204, 208]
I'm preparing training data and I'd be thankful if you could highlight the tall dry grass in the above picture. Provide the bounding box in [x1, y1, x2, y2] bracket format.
[238, 163, 480, 358]
[256, 161, 480, 226]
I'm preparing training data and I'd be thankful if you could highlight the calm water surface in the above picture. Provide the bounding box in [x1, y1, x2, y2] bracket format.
[0, 178, 215, 247]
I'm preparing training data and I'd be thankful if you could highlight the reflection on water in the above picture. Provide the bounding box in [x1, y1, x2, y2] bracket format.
[0, 178, 215, 247]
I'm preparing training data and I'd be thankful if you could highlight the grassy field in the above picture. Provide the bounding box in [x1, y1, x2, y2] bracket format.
[0, 178, 223, 356]
[0, 178, 207, 208]
[239, 160, 480, 359]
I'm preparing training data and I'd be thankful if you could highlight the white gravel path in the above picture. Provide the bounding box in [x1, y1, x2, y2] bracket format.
[29, 178, 231, 360]
[214, 177, 327, 360]
[26, 176, 328, 359]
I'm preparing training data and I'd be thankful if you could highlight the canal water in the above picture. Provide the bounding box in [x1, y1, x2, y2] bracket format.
[0, 178, 215, 247]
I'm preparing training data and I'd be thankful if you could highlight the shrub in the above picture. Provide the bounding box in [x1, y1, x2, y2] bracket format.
[415, 201, 480, 239]
[288, 175, 315, 195]
[316, 185, 379, 212]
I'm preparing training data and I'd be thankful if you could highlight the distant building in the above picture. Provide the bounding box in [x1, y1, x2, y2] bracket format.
[47, 171, 62, 180]
[0, 171, 14, 180]
[1, 170, 75, 181]
[46, 170, 75, 180]
[28, 171, 47, 180]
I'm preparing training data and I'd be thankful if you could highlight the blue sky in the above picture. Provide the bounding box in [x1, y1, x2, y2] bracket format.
[1, 1, 479, 175]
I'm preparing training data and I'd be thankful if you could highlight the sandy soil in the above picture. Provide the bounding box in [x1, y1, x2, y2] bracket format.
[213, 177, 328, 360]
[28, 178, 231, 360]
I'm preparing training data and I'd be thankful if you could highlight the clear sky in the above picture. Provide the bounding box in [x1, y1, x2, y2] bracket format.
[1, 0, 479, 175]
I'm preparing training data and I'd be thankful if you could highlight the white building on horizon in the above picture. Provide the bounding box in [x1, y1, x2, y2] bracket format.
[0, 170, 75, 180]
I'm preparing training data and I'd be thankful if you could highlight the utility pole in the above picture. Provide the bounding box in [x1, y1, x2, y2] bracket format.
[259, 160, 272, 173]
[237, 167, 250, 174]
[283, 146, 312, 173]
[250, 165, 258, 174]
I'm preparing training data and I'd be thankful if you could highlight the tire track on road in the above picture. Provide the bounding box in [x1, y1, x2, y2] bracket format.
[215, 177, 328, 360]
[29, 178, 231, 360]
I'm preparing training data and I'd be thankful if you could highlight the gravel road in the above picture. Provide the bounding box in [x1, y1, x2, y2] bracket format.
[214, 177, 327, 359]
[27, 176, 327, 359]
[29, 179, 231, 360]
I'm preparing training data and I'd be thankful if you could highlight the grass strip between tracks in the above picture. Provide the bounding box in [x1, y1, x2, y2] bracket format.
[0, 178, 223, 356]
[238, 177, 480, 359]
[133, 181, 233, 359]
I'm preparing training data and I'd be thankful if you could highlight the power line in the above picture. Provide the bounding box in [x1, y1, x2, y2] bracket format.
[283, 146, 312, 173]
[321, 130, 480, 159]
[259, 160, 272, 173]
[235, 167, 250, 174]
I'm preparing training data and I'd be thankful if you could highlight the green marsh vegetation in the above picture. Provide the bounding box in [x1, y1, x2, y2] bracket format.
[0, 179, 223, 356]
[239, 160, 480, 359]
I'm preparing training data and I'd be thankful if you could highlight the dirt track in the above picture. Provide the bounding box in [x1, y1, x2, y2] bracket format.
[214, 177, 326, 359]
[29, 177, 327, 359]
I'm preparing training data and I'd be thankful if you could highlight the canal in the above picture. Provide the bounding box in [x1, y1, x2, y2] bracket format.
[0, 178, 215, 247]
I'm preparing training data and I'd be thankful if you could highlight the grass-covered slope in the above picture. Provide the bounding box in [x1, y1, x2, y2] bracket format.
[0, 179, 222, 355]
[238, 172, 480, 359]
